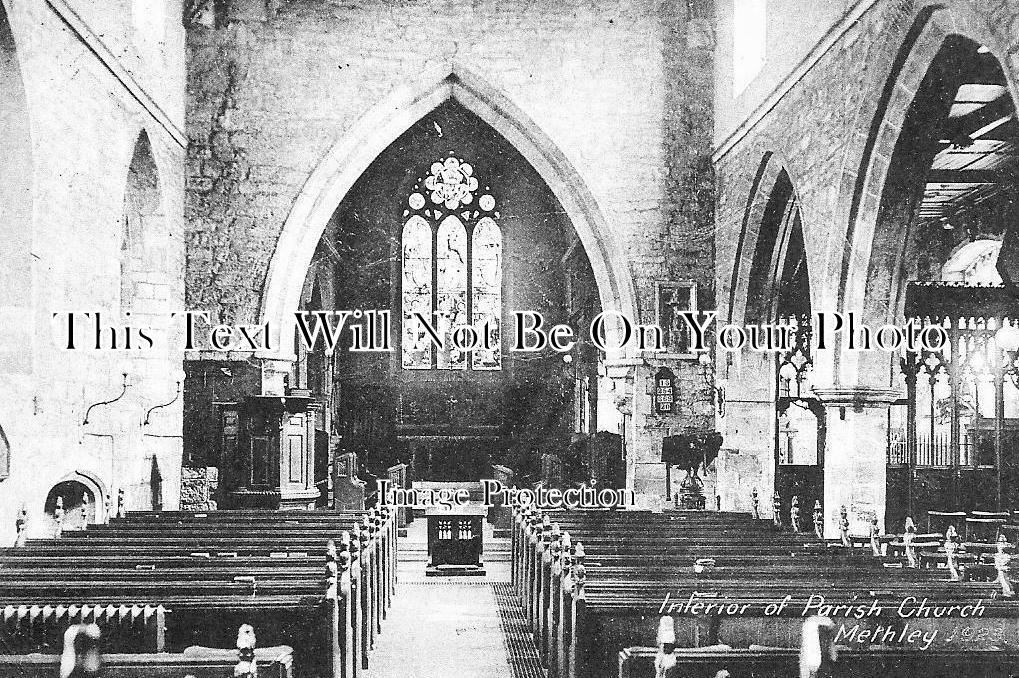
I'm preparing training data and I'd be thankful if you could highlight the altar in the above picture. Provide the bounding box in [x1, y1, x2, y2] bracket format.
[424, 504, 487, 576]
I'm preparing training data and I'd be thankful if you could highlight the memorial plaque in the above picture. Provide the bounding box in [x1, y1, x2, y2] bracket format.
[653, 367, 676, 415]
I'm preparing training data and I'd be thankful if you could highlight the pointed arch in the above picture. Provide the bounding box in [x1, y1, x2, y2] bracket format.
[726, 151, 812, 328]
[840, 2, 1019, 328]
[258, 67, 636, 360]
[121, 129, 162, 314]
[838, 3, 1019, 385]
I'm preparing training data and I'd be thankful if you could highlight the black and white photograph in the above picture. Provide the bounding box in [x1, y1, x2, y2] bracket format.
[1, 0, 1019, 676]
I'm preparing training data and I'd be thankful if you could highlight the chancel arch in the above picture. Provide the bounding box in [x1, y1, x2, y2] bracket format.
[726, 151, 811, 330]
[844, 18, 1019, 527]
[289, 96, 606, 489]
[258, 69, 636, 370]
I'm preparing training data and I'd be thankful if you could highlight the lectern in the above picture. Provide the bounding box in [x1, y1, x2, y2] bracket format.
[425, 505, 486, 576]
[220, 394, 319, 510]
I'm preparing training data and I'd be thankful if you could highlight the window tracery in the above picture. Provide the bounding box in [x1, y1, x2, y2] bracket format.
[401, 155, 502, 371]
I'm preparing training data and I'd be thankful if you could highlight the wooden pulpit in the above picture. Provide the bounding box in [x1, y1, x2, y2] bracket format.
[220, 394, 319, 510]
[425, 505, 486, 576]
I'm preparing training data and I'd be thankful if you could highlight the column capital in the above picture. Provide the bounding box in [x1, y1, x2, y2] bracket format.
[601, 358, 642, 379]
[812, 386, 903, 408]
[259, 357, 295, 396]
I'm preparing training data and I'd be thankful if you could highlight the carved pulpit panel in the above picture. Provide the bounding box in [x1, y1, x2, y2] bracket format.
[220, 395, 319, 510]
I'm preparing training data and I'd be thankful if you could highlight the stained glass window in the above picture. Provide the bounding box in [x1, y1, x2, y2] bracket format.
[472, 217, 502, 370]
[402, 215, 433, 369]
[401, 155, 501, 371]
[437, 215, 468, 369]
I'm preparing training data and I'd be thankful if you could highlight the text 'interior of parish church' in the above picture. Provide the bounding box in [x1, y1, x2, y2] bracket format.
[3, 0, 1019, 676]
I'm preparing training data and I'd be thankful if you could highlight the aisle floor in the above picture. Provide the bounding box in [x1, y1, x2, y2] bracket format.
[365, 516, 543, 678]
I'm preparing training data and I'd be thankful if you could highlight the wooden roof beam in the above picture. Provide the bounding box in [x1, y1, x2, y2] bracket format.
[926, 169, 1004, 184]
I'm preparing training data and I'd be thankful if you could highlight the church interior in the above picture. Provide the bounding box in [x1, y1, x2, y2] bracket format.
[3, 0, 1019, 676]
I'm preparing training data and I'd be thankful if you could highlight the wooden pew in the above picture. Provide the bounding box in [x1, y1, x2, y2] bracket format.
[0, 506, 398, 678]
[618, 615, 1017, 678]
[511, 503, 1019, 678]
[0, 622, 294, 678]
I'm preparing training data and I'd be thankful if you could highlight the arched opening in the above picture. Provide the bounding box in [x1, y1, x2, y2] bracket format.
[121, 130, 163, 316]
[295, 98, 604, 489]
[44, 480, 97, 532]
[856, 32, 1019, 522]
[258, 70, 636, 364]
[739, 165, 823, 525]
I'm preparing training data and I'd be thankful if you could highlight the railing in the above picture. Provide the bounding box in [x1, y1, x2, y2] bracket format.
[887, 437, 987, 467]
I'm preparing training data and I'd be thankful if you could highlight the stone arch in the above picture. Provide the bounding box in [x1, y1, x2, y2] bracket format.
[0, 1, 34, 370]
[840, 2, 1019, 325]
[121, 129, 163, 315]
[719, 151, 820, 521]
[43, 470, 108, 528]
[838, 2, 1019, 384]
[259, 67, 637, 362]
[729, 153, 821, 527]
[724, 151, 823, 380]
[726, 151, 812, 328]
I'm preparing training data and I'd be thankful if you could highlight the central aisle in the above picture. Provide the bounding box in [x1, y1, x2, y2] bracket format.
[367, 582, 515, 678]
[366, 515, 544, 678]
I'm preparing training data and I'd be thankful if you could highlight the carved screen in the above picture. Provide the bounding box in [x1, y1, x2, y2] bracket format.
[402, 215, 433, 369]
[472, 217, 502, 370]
[436, 215, 468, 369]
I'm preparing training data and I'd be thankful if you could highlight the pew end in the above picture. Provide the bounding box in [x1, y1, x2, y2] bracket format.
[61, 623, 102, 678]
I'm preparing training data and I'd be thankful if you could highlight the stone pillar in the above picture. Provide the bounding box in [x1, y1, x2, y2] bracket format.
[717, 400, 775, 515]
[607, 360, 670, 507]
[717, 351, 775, 516]
[611, 357, 715, 509]
[815, 388, 901, 537]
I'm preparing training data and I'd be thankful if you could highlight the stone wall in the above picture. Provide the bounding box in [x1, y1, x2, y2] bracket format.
[184, 0, 717, 496]
[713, 0, 1019, 528]
[0, 0, 186, 540]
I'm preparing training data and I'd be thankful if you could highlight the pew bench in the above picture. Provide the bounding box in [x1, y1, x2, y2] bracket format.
[0, 507, 398, 678]
[0, 646, 294, 678]
[617, 645, 1016, 678]
[511, 504, 1019, 678]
